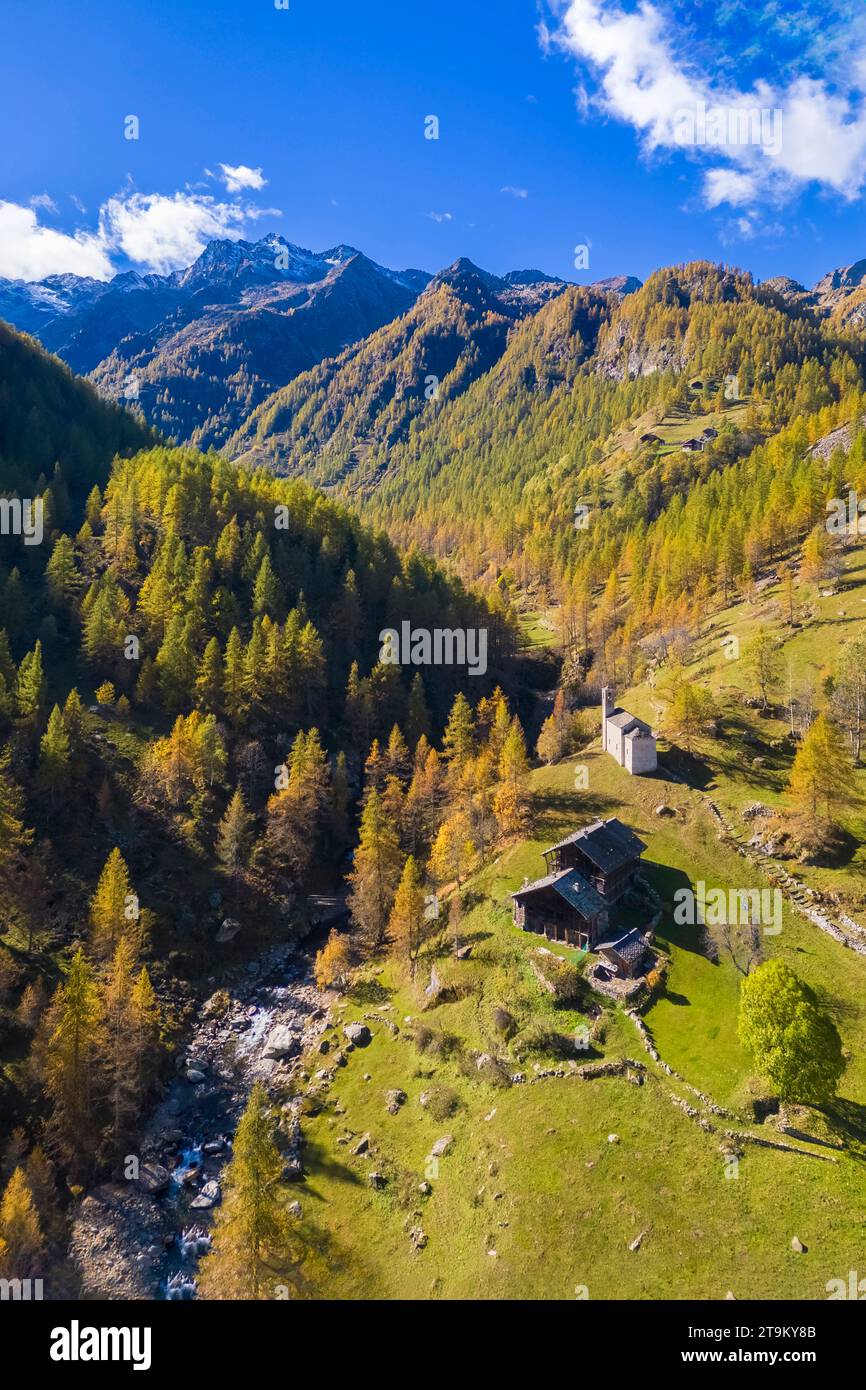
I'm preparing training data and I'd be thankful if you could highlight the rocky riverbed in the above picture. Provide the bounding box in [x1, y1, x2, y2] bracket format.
[69, 941, 333, 1299]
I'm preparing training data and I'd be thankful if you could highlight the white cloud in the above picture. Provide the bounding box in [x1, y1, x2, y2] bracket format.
[551, 0, 866, 207]
[217, 163, 267, 193]
[501, 185, 529, 198]
[1, 173, 280, 282]
[427, 211, 454, 222]
[702, 168, 758, 209]
[718, 212, 786, 245]
[98, 191, 274, 275]
[0, 201, 114, 281]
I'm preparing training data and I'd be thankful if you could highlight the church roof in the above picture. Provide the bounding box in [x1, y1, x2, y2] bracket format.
[606, 709, 652, 734]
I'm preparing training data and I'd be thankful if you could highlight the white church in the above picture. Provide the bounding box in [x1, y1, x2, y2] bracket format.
[601, 687, 657, 775]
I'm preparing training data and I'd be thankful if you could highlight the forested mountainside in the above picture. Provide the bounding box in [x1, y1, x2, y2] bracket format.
[88, 252, 421, 451]
[0, 236, 430, 452]
[0, 320, 154, 497]
[235, 260, 862, 596]
[0, 323, 541, 1292]
[226, 261, 583, 482]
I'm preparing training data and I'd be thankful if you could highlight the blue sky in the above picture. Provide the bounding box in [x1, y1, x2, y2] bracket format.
[2, 0, 866, 286]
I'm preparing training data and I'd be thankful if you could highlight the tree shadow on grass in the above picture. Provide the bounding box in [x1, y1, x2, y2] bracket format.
[347, 978, 393, 1007]
[430, 928, 492, 959]
[643, 861, 715, 963]
[298, 1135, 366, 1194]
[709, 714, 793, 794]
[532, 789, 622, 840]
[662, 989, 691, 1006]
[659, 748, 719, 792]
[807, 825, 862, 869]
[820, 1097, 866, 1161]
[297, 1215, 379, 1297]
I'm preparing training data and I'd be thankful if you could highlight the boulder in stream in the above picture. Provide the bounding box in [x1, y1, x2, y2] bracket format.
[137, 1162, 170, 1196]
[190, 1179, 221, 1210]
[263, 1025, 300, 1060]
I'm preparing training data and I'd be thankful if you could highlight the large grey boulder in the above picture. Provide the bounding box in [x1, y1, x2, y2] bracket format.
[263, 1025, 299, 1060]
[344, 1022, 371, 1047]
[190, 1180, 220, 1210]
[136, 1162, 170, 1196]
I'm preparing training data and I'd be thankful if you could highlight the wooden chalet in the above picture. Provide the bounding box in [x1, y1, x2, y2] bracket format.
[511, 867, 608, 951]
[511, 818, 647, 953]
[542, 818, 646, 902]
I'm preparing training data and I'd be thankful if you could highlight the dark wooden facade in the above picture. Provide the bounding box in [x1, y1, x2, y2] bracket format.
[512, 884, 606, 950]
[513, 821, 647, 967]
[542, 842, 638, 903]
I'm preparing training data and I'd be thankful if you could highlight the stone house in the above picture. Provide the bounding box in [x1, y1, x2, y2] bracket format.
[601, 687, 657, 775]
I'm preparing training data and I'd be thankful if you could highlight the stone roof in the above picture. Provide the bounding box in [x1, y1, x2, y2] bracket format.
[606, 709, 652, 735]
[545, 818, 647, 872]
[597, 928, 649, 963]
[511, 867, 607, 921]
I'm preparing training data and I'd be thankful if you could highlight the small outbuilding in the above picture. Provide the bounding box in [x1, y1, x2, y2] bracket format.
[597, 929, 651, 979]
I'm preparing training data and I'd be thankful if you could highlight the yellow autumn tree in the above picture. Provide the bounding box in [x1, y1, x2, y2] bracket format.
[0, 1168, 44, 1278]
[493, 717, 531, 837]
[89, 848, 138, 956]
[387, 854, 426, 980]
[429, 813, 475, 888]
[314, 931, 352, 991]
[198, 1084, 301, 1300]
[787, 713, 856, 831]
